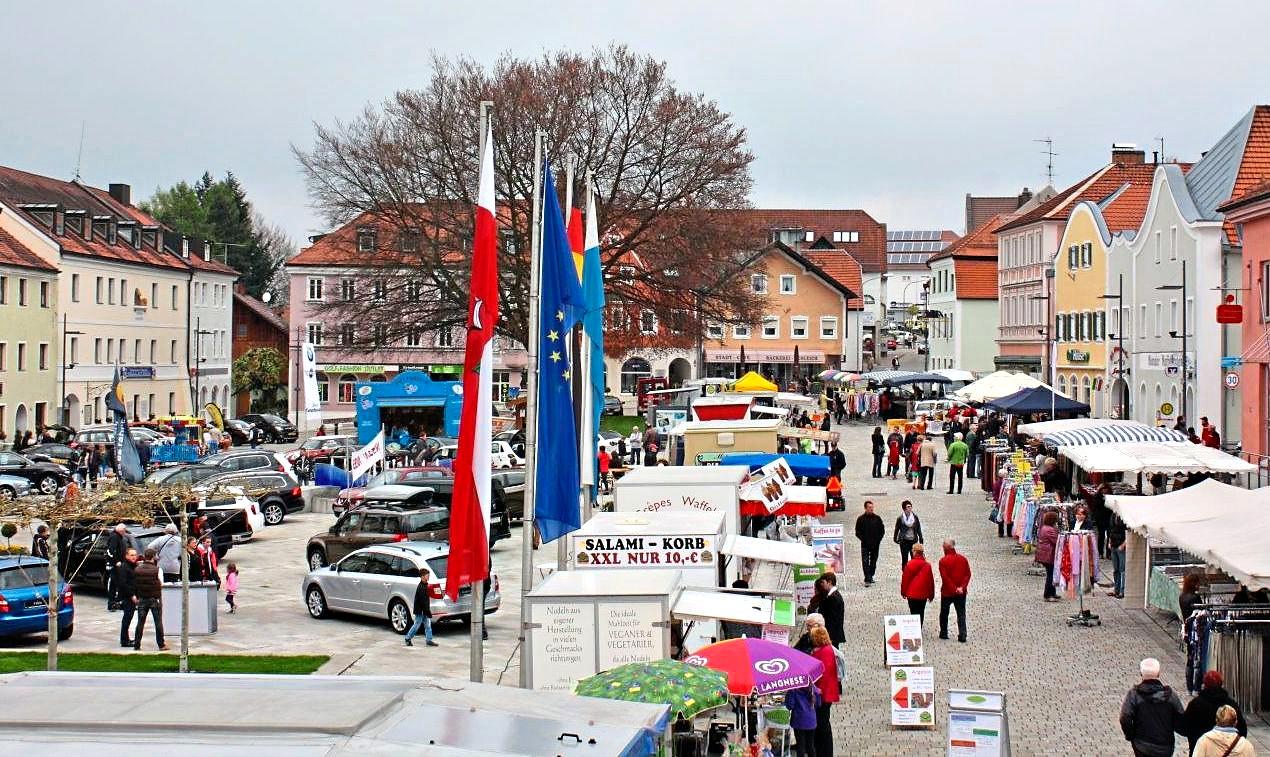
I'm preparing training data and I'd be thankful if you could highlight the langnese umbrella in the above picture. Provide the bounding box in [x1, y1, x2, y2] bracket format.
[684, 638, 824, 696]
[574, 659, 730, 718]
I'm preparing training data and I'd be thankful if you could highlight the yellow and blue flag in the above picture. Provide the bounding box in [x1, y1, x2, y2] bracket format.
[105, 368, 145, 483]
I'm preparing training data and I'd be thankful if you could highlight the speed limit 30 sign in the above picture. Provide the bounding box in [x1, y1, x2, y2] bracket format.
[1225, 371, 1240, 389]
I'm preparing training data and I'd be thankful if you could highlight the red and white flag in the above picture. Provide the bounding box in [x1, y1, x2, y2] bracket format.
[446, 125, 498, 599]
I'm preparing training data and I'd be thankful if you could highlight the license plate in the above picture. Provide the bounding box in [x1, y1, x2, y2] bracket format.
[459, 587, 471, 597]
[25, 599, 46, 609]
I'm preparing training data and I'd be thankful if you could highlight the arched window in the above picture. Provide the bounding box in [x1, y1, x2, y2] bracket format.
[620, 357, 652, 394]
[1081, 375, 1091, 404]
[338, 374, 357, 403]
[1057, 374, 1067, 398]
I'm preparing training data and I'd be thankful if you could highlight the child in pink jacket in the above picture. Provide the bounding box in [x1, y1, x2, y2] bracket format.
[224, 562, 239, 613]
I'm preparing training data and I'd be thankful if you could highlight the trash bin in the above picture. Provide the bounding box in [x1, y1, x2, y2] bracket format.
[161, 581, 219, 635]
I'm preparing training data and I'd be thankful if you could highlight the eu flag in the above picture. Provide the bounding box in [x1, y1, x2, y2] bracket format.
[535, 161, 587, 543]
[105, 368, 145, 484]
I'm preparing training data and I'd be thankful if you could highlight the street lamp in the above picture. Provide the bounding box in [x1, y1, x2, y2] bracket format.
[192, 317, 213, 412]
[60, 314, 83, 426]
[1029, 286, 1055, 418]
[1156, 260, 1188, 426]
[1098, 273, 1127, 419]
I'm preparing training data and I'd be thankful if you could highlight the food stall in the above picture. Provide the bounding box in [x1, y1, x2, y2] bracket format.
[571, 512, 727, 587]
[670, 419, 781, 467]
[353, 371, 461, 446]
[612, 465, 749, 537]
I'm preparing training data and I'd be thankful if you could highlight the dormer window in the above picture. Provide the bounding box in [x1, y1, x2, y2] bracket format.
[357, 227, 376, 252]
[142, 226, 159, 249]
[64, 211, 85, 237]
[18, 204, 56, 229]
[91, 216, 110, 242]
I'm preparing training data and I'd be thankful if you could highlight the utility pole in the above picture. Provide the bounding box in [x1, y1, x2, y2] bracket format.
[192, 318, 212, 411]
[60, 314, 83, 426]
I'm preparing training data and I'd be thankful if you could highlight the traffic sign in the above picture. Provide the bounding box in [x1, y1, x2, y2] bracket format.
[1221, 356, 1244, 369]
[1159, 402, 1174, 416]
[1225, 371, 1241, 389]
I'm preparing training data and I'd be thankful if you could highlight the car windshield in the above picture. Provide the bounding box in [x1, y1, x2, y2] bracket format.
[0, 563, 50, 589]
[145, 468, 184, 484]
[300, 439, 325, 450]
[425, 556, 448, 579]
[262, 415, 287, 424]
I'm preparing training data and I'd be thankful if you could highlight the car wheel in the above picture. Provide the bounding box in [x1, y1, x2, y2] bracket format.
[57, 623, 73, 641]
[388, 599, 412, 634]
[215, 546, 228, 559]
[262, 502, 285, 526]
[38, 476, 59, 495]
[305, 586, 328, 619]
[308, 549, 326, 570]
[0, 486, 14, 502]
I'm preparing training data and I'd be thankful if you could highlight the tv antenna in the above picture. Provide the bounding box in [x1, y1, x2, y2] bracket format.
[1156, 136, 1166, 163]
[74, 121, 86, 181]
[1034, 138, 1058, 184]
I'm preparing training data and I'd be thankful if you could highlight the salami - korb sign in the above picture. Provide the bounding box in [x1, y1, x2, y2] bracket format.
[573, 534, 716, 569]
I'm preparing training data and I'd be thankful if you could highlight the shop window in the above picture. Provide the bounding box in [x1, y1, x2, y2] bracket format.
[338, 375, 357, 403]
[620, 357, 651, 395]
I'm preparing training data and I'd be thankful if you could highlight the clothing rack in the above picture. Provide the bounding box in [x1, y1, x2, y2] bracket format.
[1186, 604, 1270, 712]
[1056, 529, 1101, 627]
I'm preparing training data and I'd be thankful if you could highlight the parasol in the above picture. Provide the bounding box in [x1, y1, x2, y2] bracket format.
[574, 659, 730, 718]
[684, 637, 824, 696]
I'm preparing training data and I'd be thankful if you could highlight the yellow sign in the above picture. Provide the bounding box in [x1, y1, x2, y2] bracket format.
[1159, 402, 1174, 417]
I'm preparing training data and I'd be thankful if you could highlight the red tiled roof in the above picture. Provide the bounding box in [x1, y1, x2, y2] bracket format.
[86, 185, 238, 275]
[1223, 106, 1270, 243]
[234, 291, 287, 332]
[802, 249, 864, 310]
[929, 214, 1003, 263]
[996, 161, 1166, 235]
[953, 258, 998, 299]
[0, 227, 57, 272]
[728, 209, 888, 273]
[1219, 178, 1270, 213]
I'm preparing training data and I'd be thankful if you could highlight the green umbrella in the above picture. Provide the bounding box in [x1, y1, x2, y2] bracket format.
[574, 659, 730, 718]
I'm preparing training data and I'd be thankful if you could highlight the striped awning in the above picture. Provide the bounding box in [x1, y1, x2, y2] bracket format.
[1031, 423, 1188, 446]
[860, 370, 916, 382]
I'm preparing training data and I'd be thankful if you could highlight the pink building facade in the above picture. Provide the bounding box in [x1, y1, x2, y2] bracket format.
[1220, 183, 1270, 458]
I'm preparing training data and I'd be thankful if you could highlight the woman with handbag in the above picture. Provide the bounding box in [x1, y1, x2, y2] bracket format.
[893, 500, 923, 568]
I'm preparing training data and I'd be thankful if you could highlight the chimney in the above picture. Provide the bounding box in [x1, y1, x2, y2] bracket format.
[203, 241, 211, 261]
[1152, 150, 1159, 164]
[1111, 143, 1145, 165]
[108, 183, 131, 206]
[1017, 187, 1033, 208]
[181, 238, 189, 258]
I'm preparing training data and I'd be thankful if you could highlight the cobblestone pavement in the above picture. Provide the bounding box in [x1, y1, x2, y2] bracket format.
[826, 420, 1266, 756]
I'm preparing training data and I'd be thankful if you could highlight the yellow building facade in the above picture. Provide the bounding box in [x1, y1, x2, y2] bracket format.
[1053, 202, 1111, 415]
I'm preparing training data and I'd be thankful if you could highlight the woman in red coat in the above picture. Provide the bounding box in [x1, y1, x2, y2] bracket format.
[899, 543, 936, 622]
[887, 437, 901, 479]
[1035, 511, 1060, 601]
[809, 626, 840, 757]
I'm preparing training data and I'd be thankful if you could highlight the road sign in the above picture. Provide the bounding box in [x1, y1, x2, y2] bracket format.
[1225, 371, 1241, 389]
[1221, 356, 1244, 369]
[1159, 402, 1174, 417]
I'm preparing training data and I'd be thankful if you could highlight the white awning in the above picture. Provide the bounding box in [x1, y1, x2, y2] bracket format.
[1058, 442, 1256, 474]
[1019, 419, 1188, 445]
[673, 589, 774, 625]
[953, 370, 1045, 402]
[1107, 479, 1270, 590]
[749, 406, 790, 417]
[774, 392, 817, 406]
[721, 534, 816, 566]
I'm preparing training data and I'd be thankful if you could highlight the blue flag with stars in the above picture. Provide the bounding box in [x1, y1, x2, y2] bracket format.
[535, 160, 587, 543]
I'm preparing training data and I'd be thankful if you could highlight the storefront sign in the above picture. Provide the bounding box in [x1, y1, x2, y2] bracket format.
[1137, 352, 1193, 372]
[704, 348, 825, 364]
[810, 524, 845, 575]
[597, 602, 662, 669]
[1216, 303, 1243, 324]
[890, 666, 936, 727]
[121, 366, 154, 379]
[318, 363, 387, 374]
[1065, 349, 1090, 363]
[883, 613, 925, 666]
[573, 534, 716, 569]
[530, 601, 596, 692]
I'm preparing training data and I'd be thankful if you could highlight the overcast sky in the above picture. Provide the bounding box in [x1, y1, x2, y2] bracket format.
[4, 1, 1270, 245]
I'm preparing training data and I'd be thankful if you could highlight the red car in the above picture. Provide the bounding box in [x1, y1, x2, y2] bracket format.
[333, 466, 453, 515]
[886, 338, 898, 350]
[285, 435, 358, 466]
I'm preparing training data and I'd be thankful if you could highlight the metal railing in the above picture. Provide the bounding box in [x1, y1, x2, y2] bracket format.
[1237, 450, 1270, 490]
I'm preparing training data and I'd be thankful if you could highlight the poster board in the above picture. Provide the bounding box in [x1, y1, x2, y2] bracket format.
[597, 601, 664, 670]
[890, 666, 936, 727]
[811, 524, 846, 575]
[792, 564, 825, 620]
[947, 690, 1009, 756]
[529, 601, 597, 692]
[883, 614, 925, 666]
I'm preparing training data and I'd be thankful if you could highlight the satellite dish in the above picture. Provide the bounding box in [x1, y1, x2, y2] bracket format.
[261, 291, 273, 304]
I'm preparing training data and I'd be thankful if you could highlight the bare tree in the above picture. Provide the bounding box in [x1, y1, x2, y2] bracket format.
[254, 211, 295, 306]
[293, 44, 765, 349]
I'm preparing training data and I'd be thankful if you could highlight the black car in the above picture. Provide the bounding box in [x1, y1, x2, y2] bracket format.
[341, 478, 513, 545]
[22, 443, 80, 468]
[200, 470, 304, 526]
[603, 395, 624, 416]
[224, 419, 254, 446]
[0, 451, 69, 494]
[144, 465, 223, 487]
[241, 413, 298, 443]
[490, 469, 526, 521]
[199, 450, 289, 475]
[58, 525, 168, 588]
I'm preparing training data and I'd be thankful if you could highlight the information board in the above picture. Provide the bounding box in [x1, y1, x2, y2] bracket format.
[530, 601, 596, 692]
[811, 524, 845, 575]
[793, 564, 825, 618]
[574, 533, 716, 570]
[948, 711, 1005, 755]
[883, 613, 925, 666]
[890, 666, 936, 727]
[597, 601, 663, 670]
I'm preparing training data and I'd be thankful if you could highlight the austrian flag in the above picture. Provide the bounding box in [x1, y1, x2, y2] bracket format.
[446, 126, 498, 599]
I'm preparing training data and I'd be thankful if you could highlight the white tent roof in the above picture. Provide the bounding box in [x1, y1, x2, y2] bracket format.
[931, 368, 976, 382]
[1107, 479, 1270, 590]
[721, 534, 816, 566]
[1058, 442, 1256, 474]
[673, 589, 775, 625]
[952, 371, 1046, 403]
[1018, 419, 1188, 445]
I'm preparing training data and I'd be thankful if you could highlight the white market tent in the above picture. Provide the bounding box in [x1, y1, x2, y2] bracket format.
[1107, 479, 1270, 591]
[931, 368, 976, 382]
[952, 370, 1045, 403]
[1018, 418, 1188, 445]
[1058, 442, 1256, 474]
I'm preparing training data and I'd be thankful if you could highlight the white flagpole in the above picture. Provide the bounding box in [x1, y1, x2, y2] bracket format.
[578, 171, 596, 526]
[470, 99, 493, 683]
[518, 129, 547, 689]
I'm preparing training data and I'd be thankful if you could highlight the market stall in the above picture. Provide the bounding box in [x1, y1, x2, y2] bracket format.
[612, 465, 749, 536]
[953, 370, 1045, 403]
[1057, 442, 1256, 476]
[1017, 418, 1188, 445]
[986, 386, 1090, 416]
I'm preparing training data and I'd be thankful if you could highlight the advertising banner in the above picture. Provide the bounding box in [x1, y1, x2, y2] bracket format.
[597, 601, 663, 669]
[811, 524, 846, 575]
[883, 613, 925, 666]
[348, 431, 385, 482]
[301, 342, 322, 423]
[573, 533, 716, 570]
[741, 457, 797, 514]
[529, 601, 596, 692]
[793, 564, 825, 618]
[890, 666, 936, 727]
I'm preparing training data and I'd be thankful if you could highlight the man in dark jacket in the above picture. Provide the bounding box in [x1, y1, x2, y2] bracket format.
[828, 443, 846, 483]
[104, 523, 130, 611]
[1182, 670, 1247, 754]
[1119, 657, 1183, 757]
[117, 548, 139, 647]
[31, 525, 49, 560]
[404, 566, 440, 647]
[814, 573, 845, 647]
[132, 549, 167, 651]
[854, 500, 886, 586]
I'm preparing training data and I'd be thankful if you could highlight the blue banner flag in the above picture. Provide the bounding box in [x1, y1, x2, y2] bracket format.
[534, 161, 587, 543]
[105, 367, 145, 484]
[581, 188, 606, 488]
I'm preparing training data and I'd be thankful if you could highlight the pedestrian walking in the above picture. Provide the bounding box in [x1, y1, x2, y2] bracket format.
[868, 427, 883, 477]
[793, 613, 824, 655]
[918, 435, 939, 490]
[827, 442, 845, 485]
[152, 524, 182, 583]
[1036, 511, 1059, 601]
[1183, 671, 1248, 754]
[814, 573, 845, 647]
[785, 684, 819, 757]
[132, 548, 168, 651]
[1119, 657, 1184, 757]
[404, 566, 441, 647]
[809, 627, 840, 757]
[937, 539, 971, 643]
[946, 432, 969, 494]
[908, 435, 923, 488]
[893, 500, 923, 568]
[31, 525, 49, 560]
[1192, 705, 1254, 757]
[902, 429, 917, 475]
[854, 500, 885, 586]
[899, 543, 935, 623]
[117, 548, 139, 647]
[627, 426, 642, 466]
[224, 562, 239, 613]
[1107, 512, 1127, 599]
[886, 435, 901, 479]
[597, 445, 612, 495]
[965, 423, 981, 479]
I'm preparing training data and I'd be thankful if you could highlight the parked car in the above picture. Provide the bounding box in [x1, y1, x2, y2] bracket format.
[603, 395, 624, 416]
[334, 466, 453, 514]
[0, 474, 32, 501]
[306, 496, 453, 569]
[327, 479, 512, 550]
[0, 452, 70, 495]
[886, 338, 898, 350]
[58, 525, 168, 589]
[240, 413, 298, 443]
[200, 449, 293, 476]
[224, 419, 254, 446]
[490, 440, 522, 469]
[193, 491, 266, 541]
[286, 435, 357, 466]
[73, 425, 168, 455]
[492, 430, 525, 459]
[490, 469, 525, 521]
[410, 436, 457, 463]
[21, 443, 80, 468]
[198, 470, 304, 526]
[144, 465, 222, 487]
[0, 557, 74, 640]
[301, 541, 501, 632]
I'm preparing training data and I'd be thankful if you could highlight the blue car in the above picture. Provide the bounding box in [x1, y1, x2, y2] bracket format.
[0, 557, 74, 641]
